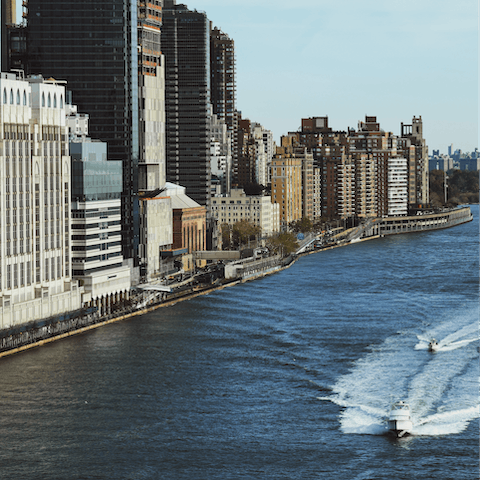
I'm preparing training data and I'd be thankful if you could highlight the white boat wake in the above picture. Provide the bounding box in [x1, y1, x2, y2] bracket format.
[415, 320, 479, 352]
[318, 308, 479, 437]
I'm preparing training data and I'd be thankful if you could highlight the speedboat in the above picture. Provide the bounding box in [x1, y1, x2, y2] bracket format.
[388, 401, 413, 438]
[428, 338, 439, 352]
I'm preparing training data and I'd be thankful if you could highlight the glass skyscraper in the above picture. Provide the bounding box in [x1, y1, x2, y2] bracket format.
[26, 0, 140, 265]
[162, 1, 212, 208]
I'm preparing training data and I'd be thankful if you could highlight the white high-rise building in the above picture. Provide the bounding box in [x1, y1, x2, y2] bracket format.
[0, 73, 83, 329]
[251, 123, 275, 187]
[388, 156, 408, 216]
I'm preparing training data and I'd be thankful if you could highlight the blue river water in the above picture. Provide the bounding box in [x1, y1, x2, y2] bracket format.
[0, 206, 478, 479]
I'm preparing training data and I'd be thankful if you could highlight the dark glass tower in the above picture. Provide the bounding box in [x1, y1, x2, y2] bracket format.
[162, 1, 211, 208]
[26, 0, 140, 265]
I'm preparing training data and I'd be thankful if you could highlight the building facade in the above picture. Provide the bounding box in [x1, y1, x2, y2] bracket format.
[24, 0, 169, 275]
[271, 149, 303, 229]
[210, 25, 237, 179]
[210, 113, 232, 195]
[167, 182, 207, 272]
[0, 73, 83, 328]
[69, 132, 131, 315]
[387, 156, 408, 216]
[211, 189, 280, 237]
[139, 193, 173, 282]
[138, 0, 166, 192]
[162, 1, 212, 208]
[399, 116, 429, 208]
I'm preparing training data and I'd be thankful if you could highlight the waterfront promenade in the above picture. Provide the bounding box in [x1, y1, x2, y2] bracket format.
[0, 206, 473, 358]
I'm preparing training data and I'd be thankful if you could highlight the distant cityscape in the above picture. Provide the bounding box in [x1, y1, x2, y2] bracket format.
[429, 146, 480, 172]
[0, 0, 477, 330]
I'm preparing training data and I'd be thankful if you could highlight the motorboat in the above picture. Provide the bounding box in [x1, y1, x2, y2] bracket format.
[388, 401, 413, 438]
[428, 338, 439, 352]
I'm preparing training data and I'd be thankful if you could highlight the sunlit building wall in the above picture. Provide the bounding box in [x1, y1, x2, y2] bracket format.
[0, 73, 83, 329]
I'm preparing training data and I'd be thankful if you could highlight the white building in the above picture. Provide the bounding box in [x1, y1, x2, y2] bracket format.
[0, 73, 83, 329]
[70, 137, 132, 315]
[211, 189, 280, 237]
[139, 192, 173, 282]
[312, 165, 322, 222]
[251, 123, 275, 186]
[139, 63, 166, 191]
[388, 156, 408, 216]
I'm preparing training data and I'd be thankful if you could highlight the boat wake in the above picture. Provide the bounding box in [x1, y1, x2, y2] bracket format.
[415, 321, 479, 352]
[318, 307, 479, 437]
[412, 406, 480, 436]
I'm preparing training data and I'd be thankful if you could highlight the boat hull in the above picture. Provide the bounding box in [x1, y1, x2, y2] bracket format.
[388, 419, 413, 437]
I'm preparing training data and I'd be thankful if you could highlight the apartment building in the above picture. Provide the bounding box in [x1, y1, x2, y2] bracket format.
[349, 116, 408, 217]
[387, 156, 408, 216]
[211, 189, 280, 237]
[271, 148, 303, 229]
[399, 116, 429, 208]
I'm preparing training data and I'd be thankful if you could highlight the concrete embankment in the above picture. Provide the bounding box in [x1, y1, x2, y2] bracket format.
[0, 258, 298, 359]
[0, 206, 473, 358]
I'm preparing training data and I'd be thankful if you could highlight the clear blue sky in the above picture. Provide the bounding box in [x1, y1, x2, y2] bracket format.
[187, 0, 478, 154]
[15, 0, 478, 153]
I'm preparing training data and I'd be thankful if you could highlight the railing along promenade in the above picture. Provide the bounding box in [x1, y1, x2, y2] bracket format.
[0, 206, 473, 357]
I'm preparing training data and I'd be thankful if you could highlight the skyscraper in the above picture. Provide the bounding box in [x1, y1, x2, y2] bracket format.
[138, 0, 166, 192]
[162, 1, 211, 208]
[210, 26, 237, 179]
[25, 0, 146, 270]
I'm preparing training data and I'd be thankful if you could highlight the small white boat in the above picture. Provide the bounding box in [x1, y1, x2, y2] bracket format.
[428, 339, 439, 352]
[388, 401, 413, 438]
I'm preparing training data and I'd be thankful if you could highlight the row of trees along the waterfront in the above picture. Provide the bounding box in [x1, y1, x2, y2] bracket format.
[429, 170, 479, 206]
[220, 215, 338, 256]
[221, 221, 298, 255]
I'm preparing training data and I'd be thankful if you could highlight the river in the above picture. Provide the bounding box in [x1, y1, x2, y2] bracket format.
[0, 206, 478, 479]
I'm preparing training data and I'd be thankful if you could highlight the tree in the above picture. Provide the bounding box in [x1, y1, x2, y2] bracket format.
[220, 223, 232, 250]
[266, 232, 298, 256]
[289, 217, 314, 233]
[429, 170, 479, 206]
[221, 221, 261, 250]
[233, 220, 261, 247]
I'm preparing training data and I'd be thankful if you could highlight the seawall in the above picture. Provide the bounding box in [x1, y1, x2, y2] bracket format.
[0, 206, 473, 358]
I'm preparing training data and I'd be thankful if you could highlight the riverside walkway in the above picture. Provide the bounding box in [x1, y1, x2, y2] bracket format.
[0, 206, 473, 358]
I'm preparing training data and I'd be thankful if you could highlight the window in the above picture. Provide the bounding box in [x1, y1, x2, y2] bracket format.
[3, 88, 6, 104]
[42, 93, 45, 107]
[53, 94, 57, 108]
[47, 93, 51, 108]
[23, 91, 27, 106]
[16, 90, 20, 105]
[60, 95, 64, 108]
[10, 89, 14, 104]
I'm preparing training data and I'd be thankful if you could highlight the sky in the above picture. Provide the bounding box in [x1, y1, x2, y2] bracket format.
[186, 0, 479, 154]
[14, 0, 478, 153]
